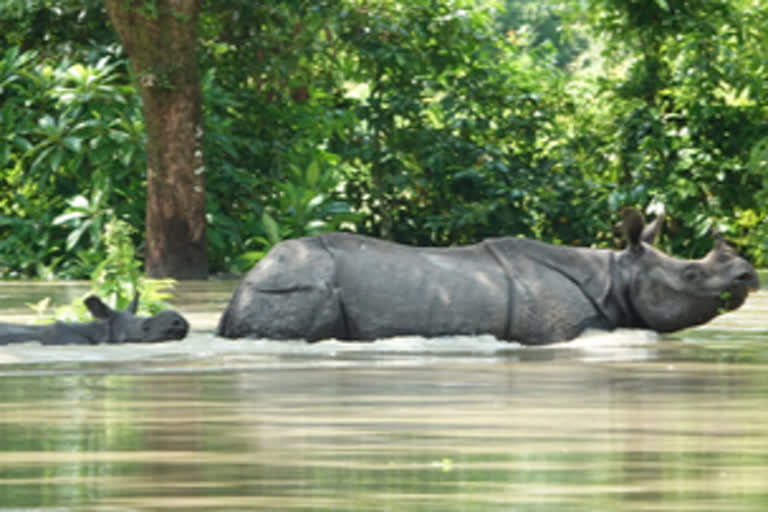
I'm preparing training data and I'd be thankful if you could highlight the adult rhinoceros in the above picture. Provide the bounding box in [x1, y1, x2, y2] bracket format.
[216, 209, 759, 345]
[0, 294, 189, 345]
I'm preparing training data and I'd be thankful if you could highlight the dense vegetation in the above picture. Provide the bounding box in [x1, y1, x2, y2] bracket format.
[1, 0, 766, 280]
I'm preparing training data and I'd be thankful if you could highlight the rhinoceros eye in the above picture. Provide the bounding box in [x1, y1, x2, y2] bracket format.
[682, 265, 702, 282]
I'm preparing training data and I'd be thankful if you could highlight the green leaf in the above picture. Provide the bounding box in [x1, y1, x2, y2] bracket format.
[66, 220, 91, 251]
[306, 160, 320, 188]
[49, 148, 64, 171]
[237, 250, 266, 269]
[62, 136, 82, 153]
[68, 195, 90, 209]
[306, 219, 328, 233]
[52, 211, 86, 225]
[306, 193, 326, 212]
[37, 114, 55, 131]
[262, 212, 281, 245]
[13, 136, 32, 152]
[30, 145, 54, 172]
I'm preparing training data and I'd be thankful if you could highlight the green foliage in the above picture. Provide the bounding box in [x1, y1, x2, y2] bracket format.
[568, 0, 768, 258]
[263, 159, 362, 241]
[35, 219, 174, 322]
[199, 0, 579, 253]
[335, 0, 568, 244]
[87, 219, 174, 314]
[496, 0, 589, 68]
[0, 0, 114, 59]
[2, 0, 768, 280]
[236, 159, 363, 269]
[0, 43, 146, 278]
[199, 1, 362, 272]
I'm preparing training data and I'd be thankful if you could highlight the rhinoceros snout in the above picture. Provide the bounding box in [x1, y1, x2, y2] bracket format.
[166, 317, 189, 340]
[143, 311, 190, 342]
[734, 270, 760, 292]
[718, 266, 760, 312]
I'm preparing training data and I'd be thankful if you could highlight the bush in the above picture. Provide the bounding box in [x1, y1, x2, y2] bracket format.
[0, 46, 146, 278]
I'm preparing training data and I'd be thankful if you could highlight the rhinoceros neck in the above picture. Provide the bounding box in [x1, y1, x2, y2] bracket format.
[527, 243, 646, 330]
[485, 238, 647, 340]
[605, 253, 647, 329]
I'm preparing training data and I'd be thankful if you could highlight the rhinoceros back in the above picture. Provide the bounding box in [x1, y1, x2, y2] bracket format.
[217, 233, 510, 341]
[324, 233, 509, 339]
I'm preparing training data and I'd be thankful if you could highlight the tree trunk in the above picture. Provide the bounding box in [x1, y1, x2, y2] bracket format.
[104, 0, 208, 279]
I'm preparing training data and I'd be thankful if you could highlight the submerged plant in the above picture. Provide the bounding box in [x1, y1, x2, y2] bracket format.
[32, 219, 175, 323]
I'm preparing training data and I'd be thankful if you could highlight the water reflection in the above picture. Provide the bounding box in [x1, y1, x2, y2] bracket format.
[0, 280, 767, 510]
[3, 361, 768, 510]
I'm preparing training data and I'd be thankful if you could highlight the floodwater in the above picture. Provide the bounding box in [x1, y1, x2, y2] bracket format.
[1, 279, 768, 511]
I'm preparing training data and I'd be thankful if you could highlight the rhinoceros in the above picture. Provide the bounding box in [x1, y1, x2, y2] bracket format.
[0, 294, 189, 345]
[216, 208, 759, 345]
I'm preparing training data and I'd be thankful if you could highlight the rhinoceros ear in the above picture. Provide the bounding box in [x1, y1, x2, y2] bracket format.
[622, 208, 645, 250]
[641, 211, 665, 245]
[126, 293, 140, 314]
[711, 229, 725, 250]
[84, 296, 116, 320]
[710, 229, 738, 259]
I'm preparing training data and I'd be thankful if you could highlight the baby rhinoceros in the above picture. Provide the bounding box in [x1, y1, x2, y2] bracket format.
[0, 294, 189, 345]
[217, 208, 759, 345]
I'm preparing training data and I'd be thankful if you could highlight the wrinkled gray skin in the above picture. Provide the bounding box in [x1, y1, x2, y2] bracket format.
[217, 209, 759, 345]
[0, 294, 189, 345]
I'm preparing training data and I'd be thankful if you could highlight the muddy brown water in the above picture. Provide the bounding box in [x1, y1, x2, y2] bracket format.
[1, 278, 768, 511]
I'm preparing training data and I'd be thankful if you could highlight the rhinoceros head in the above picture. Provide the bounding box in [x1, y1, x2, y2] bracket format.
[620, 208, 759, 332]
[84, 293, 189, 343]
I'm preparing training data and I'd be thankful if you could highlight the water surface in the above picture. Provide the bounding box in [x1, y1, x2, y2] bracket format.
[1, 280, 767, 511]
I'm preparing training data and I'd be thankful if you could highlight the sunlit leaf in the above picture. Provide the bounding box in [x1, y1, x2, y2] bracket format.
[262, 212, 281, 245]
[52, 211, 86, 225]
[305, 160, 320, 188]
[68, 195, 90, 209]
[66, 221, 91, 251]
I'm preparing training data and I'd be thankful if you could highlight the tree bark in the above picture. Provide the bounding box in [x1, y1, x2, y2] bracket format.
[104, 0, 208, 279]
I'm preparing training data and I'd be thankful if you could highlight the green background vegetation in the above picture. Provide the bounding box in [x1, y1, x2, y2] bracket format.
[1, 0, 766, 279]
